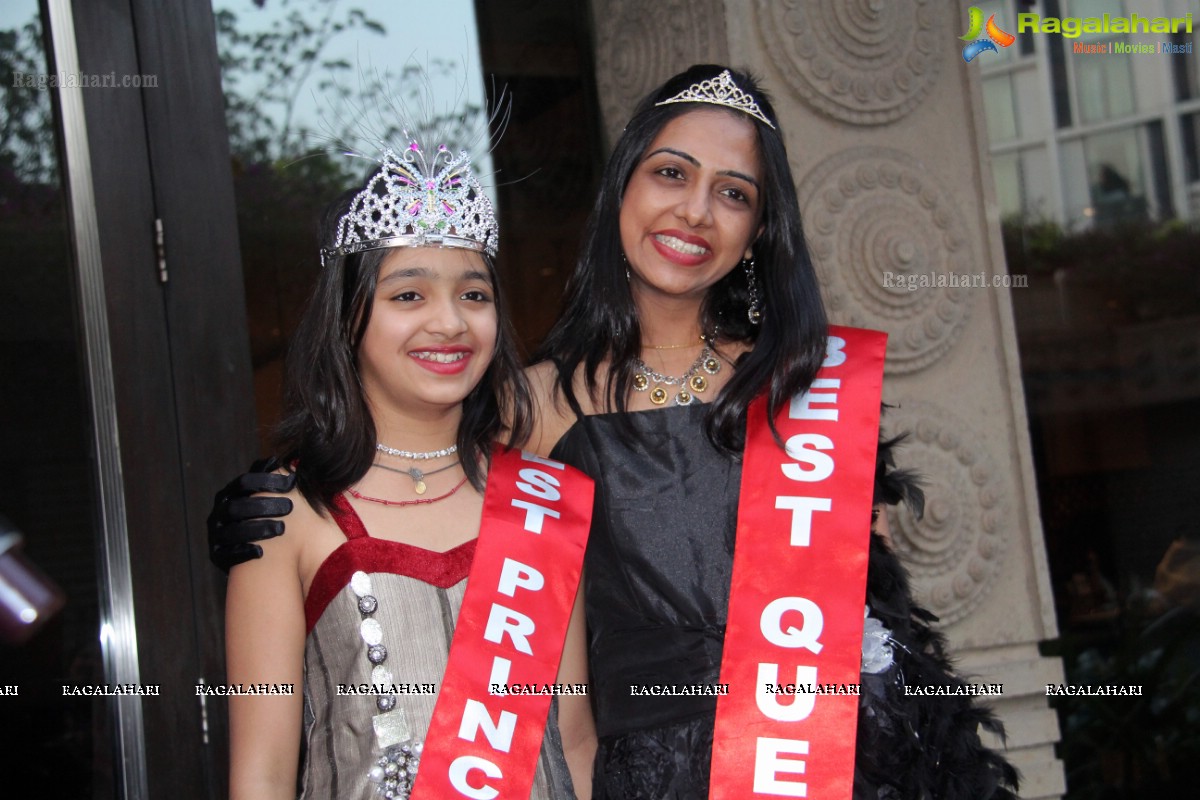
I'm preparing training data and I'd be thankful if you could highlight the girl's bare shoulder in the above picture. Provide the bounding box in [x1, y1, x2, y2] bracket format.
[233, 472, 342, 583]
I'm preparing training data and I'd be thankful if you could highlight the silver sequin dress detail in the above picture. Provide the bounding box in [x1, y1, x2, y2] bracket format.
[297, 494, 577, 799]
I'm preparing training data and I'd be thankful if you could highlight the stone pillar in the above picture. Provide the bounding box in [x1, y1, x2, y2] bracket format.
[589, 1, 1066, 796]
[590, 0, 730, 146]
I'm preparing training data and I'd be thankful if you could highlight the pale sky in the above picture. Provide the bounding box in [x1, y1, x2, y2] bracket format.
[212, 0, 492, 170]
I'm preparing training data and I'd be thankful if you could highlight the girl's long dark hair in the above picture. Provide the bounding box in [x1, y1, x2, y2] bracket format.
[274, 191, 533, 513]
[533, 64, 828, 452]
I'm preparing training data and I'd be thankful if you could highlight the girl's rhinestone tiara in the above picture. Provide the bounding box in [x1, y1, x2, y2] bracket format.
[323, 140, 498, 262]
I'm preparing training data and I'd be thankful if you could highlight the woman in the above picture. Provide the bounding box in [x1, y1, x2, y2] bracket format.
[525, 64, 1016, 799]
[224, 139, 595, 799]
[214, 65, 1018, 799]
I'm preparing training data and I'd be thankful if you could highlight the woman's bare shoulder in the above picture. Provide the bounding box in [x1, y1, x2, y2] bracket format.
[525, 359, 560, 399]
[524, 360, 600, 457]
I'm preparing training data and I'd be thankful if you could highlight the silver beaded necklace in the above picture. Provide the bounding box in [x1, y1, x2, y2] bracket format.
[376, 443, 457, 460]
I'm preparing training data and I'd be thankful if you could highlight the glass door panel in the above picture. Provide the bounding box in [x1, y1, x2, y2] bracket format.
[0, 2, 113, 795]
[211, 0, 491, 448]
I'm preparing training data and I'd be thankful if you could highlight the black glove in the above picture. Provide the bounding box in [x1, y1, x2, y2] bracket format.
[207, 457, 296, 573]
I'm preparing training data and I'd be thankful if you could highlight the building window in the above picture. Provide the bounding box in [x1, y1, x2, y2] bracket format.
[1044, 0, 1074, 128]
[1017, 0, 1036, 58]
[993, 152, 1024, 219]
[1183, 112, 1200, 183]
[1060, 126, 1159, 228]
[984, 74, 1021, 143]
[1073, 55, 1136, 124]
[993, 146, 1053, 221]
[1084, 128, 1144, 224]
[1068, 1, 1136, 123]
[1172, 28, 1200, 101]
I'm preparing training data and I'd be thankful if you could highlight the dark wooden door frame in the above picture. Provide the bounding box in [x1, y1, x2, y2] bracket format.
[65, 0, 256, 796]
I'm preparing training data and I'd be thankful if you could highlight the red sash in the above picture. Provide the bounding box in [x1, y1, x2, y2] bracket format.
[710, 326, 887, 799]
[412, 446, 593, 799]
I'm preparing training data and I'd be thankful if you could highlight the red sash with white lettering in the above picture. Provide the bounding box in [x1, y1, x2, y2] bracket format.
[412, 446, 593, 800]
[709, 325, 887, 799]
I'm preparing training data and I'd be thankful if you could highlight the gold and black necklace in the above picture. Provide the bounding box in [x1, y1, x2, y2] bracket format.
[632, 345, 722, 406]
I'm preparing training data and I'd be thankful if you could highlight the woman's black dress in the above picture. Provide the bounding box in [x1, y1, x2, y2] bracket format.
[551, 404, 1018, 800]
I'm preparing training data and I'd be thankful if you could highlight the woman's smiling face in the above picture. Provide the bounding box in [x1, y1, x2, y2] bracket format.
[619, 108, 764, 306]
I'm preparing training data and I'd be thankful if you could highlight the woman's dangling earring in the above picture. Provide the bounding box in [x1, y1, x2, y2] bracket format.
[745, 257, 763, 325]
[622, 252, 631, 282]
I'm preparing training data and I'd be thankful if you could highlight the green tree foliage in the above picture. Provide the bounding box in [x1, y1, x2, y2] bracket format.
[0, 16, 56, 187]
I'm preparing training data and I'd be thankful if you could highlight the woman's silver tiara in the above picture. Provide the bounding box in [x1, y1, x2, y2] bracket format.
[654, 70, 776, 130]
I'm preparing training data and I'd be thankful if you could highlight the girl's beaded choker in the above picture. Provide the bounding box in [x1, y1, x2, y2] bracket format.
[375, 443, 457, 460]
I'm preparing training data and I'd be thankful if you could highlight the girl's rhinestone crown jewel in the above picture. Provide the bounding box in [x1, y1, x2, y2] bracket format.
[325, 141, 498, 261]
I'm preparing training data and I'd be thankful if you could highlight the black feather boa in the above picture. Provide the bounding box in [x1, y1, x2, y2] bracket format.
[855, 437, 1020, 799]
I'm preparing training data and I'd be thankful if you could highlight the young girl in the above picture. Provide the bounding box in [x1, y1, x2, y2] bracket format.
[224, 140, 595, 800]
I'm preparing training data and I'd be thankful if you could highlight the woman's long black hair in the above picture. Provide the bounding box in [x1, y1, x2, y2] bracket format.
[274, 190, 533, 513]
[533, 64, 828, 453]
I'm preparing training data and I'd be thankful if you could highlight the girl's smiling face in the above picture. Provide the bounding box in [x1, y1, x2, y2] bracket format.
[357, 247, 498, 419]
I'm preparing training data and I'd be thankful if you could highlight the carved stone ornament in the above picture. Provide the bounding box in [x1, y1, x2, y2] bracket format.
[593, 0, 728, 143]
[797, 147, 974, 375]
[883, 402, 1009, 626]
[755, 0, 943, 125]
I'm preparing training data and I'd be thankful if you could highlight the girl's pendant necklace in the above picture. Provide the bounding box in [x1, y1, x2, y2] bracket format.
[347, 476, 469, 507]
[372, 460, 461, 495]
